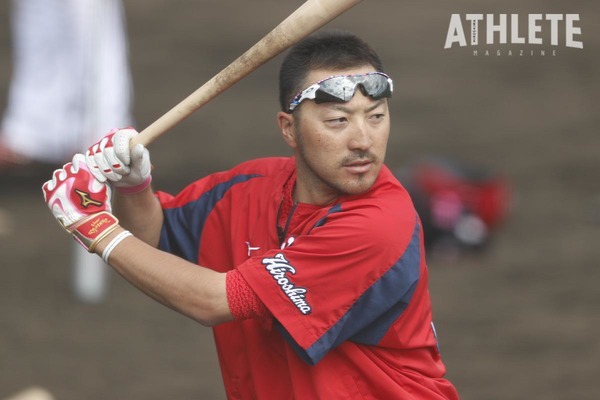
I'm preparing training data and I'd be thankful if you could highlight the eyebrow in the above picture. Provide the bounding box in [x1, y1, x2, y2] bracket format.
[327, 99, 386, 114]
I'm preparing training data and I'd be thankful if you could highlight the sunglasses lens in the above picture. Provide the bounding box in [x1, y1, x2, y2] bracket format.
[289, 73, 393, 111]
[315, 74, 391, 104]
[318, 78, 356, 102]
[360, 75, 392, 98]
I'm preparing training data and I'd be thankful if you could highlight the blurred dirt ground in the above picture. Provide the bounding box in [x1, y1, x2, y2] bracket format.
[1, 1, 599, 399]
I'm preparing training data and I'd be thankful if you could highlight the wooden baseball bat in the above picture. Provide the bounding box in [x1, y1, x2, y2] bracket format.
[131, 0, 363, 148]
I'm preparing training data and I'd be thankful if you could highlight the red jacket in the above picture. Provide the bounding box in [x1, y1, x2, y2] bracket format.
[157, 157, 458, 399]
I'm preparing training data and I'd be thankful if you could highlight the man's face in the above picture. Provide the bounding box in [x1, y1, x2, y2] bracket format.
[278, 66, 391, 205]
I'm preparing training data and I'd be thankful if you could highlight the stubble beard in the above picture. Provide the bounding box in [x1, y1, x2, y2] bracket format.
[296, 143, 381, 200]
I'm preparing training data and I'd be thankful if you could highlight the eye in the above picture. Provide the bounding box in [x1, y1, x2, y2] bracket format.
[369, 113, 386, 123]
[325, 117, 348, 127]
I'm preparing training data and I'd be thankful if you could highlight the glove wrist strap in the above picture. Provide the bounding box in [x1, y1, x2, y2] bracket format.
[115, 176, 152, 195]
[69, 211, 120, 252]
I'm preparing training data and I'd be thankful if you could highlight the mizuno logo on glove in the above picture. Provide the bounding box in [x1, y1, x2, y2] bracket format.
[75, 189, 104, 208]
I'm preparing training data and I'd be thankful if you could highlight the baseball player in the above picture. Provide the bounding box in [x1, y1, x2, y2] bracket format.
[43, 31, 459, 399]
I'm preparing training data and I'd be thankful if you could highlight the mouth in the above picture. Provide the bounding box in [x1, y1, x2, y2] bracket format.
[343, 159, 373, 174]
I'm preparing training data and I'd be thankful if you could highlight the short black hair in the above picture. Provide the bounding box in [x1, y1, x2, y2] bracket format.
[278, 30, 386, 112]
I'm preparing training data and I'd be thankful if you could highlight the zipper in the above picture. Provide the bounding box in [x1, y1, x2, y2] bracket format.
[276, 199, 298, 245]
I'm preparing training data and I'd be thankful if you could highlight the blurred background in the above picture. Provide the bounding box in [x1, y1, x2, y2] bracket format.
[1, 0, 599, 399]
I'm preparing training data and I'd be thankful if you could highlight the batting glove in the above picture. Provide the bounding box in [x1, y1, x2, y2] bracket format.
[42, 154, 119, 252]
[85, 128, 152, 194]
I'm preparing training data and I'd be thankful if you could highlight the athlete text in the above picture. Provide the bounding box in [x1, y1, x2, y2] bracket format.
[444, 14, 583, 49]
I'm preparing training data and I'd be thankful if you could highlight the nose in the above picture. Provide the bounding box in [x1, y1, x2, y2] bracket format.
[348, 120, 373, 151]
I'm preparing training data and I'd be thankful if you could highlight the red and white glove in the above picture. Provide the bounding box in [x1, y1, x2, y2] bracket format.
[85, 128, 152, 194]
[42, 154, 119, 252]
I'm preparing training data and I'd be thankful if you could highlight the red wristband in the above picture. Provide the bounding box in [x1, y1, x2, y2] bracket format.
[226, 269, 270, 320]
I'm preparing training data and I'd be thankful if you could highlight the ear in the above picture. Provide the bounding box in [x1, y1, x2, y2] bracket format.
[277, 111, 298, 149]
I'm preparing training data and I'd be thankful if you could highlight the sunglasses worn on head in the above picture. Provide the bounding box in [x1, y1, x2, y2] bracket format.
[288, 72, 393, 113]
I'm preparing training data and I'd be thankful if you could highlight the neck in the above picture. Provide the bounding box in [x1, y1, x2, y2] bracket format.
[293, 179, 339, 206]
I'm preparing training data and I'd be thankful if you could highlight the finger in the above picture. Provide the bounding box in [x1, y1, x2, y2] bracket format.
[113, 128, 137, 166]
[93, 147, 123, 182]
[42, 170, 59, 192]
[70, 154, 86, 173]
[85, 149, 107, 183]
[130, 143, 145, 162]
[102, 130, 132, 175]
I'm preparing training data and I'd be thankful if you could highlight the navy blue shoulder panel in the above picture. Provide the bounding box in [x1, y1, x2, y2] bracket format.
[159, 174, 262, 263]
[311, 203, 343, 230]
[302, 216, 422, 364]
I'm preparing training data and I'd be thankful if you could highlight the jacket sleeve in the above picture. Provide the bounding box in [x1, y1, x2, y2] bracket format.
[238, 198, 424, 365]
